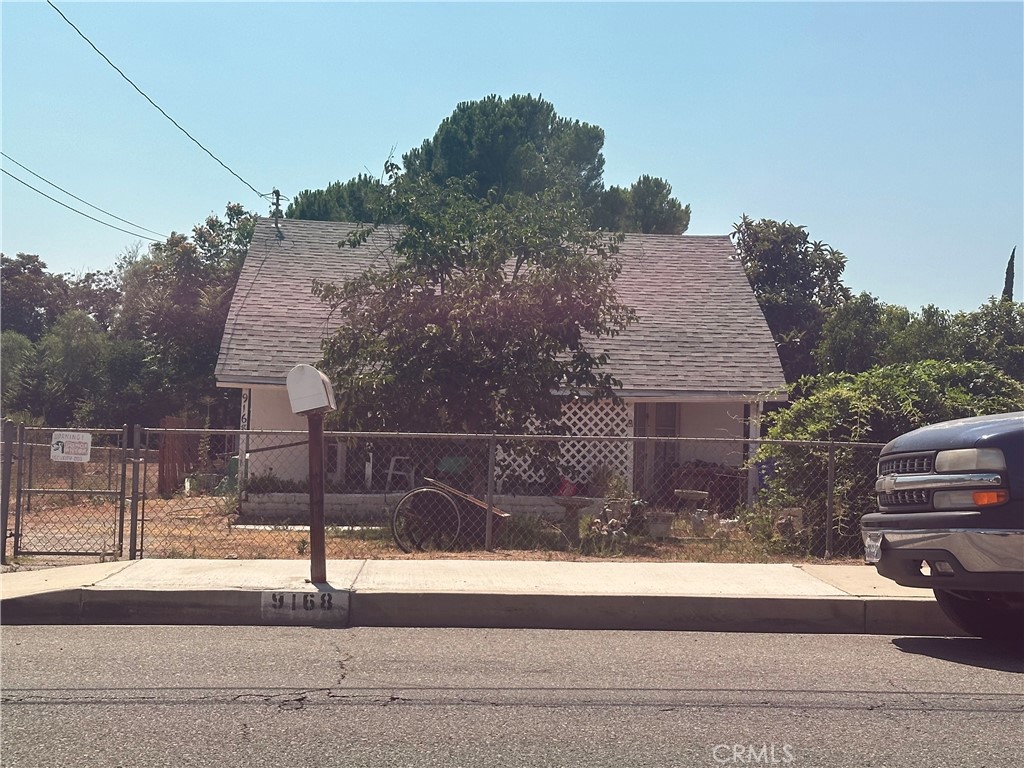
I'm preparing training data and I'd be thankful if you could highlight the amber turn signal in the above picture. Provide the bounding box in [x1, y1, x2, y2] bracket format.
[973, 490, 1009, 507]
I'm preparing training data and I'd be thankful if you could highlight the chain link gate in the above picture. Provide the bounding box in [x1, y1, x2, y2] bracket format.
[9, 425, 130, 559]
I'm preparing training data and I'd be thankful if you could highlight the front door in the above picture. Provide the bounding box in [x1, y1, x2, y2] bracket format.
[632, 403, 679, 500]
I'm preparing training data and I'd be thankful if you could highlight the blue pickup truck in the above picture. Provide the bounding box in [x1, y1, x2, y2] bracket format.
[862, 412, 1024, 646]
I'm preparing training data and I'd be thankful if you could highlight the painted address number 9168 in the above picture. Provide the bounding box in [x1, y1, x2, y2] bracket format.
[260, 591, 347, 623]
[271, 592, 334, 611]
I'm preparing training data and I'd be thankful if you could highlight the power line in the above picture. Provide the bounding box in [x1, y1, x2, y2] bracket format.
[2, 169, 163, 243]
[2, 152, 168, 239]
[46, 0, 271, 202]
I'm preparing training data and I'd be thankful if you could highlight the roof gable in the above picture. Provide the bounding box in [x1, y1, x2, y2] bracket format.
[215, 218, 786, 398]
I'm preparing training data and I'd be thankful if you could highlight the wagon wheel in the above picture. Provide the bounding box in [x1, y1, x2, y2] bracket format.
[391, 487, 462, 553]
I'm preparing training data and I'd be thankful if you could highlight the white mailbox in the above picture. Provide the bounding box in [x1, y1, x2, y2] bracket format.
[286, 364, 337, 415]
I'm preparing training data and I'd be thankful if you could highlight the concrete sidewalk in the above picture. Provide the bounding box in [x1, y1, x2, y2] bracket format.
[0, 559, 962, 636]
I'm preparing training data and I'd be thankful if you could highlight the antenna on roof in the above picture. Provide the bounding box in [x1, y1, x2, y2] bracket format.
[271, 189, 283, 230]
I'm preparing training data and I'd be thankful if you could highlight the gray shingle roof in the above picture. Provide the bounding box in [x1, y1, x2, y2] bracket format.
[215, 217, 786, 399]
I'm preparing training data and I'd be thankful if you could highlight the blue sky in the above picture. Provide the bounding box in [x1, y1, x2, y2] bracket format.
[2, 1, 1022, 314]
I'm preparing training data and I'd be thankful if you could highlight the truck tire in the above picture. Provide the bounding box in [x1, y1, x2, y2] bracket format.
[933, 588, 1024, 650]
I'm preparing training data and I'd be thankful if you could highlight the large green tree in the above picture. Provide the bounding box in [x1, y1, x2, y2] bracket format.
[287, 94, 690, 235]
[5, 310, 109, 425]
[952, 297, 1024, 381]
[313, 168, 636, 434]
[878, 303, 955, 366]
[0, 253, 69, 341]
[402, 94, 606, 209]
[117, 204, 256, 422]
[814, 295, 957, 374]
[0, 330, 34, 417]
[813, 292, 885, 374]
[592, 176, 691, 235]
[2, 206, 254, 427]
[286, 174, 390, 224]
[731, 215, 851, 382]
[813, 292, 1023, 381]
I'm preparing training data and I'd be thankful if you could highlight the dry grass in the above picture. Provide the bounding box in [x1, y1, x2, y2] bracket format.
[4, 493, 863, 568]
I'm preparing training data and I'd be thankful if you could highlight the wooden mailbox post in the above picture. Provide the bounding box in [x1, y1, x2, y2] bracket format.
[286, 364, 337, 584]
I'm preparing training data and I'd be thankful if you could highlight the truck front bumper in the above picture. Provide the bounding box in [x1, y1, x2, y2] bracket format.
[862, 527, 1024, 592]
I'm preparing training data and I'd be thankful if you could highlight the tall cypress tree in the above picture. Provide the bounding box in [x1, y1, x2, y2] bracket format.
[1003, 247, 1016, 302]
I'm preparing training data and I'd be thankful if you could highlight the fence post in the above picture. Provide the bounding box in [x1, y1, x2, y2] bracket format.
[0, 420, 15, 565]
[825, 442, 836, 559]
[484, 433, 497, 551]
[117, 424, 129, 556]
[306, 411, 327, 584]
[129, 425, 142, 559]
[13, 425, 26, 558]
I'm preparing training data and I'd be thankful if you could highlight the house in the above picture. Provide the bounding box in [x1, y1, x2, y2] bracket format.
[214, 217, 786, 502]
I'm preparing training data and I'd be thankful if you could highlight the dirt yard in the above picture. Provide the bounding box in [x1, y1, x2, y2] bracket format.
[4, 490, 860, 572]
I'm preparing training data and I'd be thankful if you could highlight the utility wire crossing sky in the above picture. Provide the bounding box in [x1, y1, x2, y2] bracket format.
[2, 1, 1021, 315]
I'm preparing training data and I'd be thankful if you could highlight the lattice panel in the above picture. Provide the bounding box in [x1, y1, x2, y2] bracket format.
[559, 400, 634, 487]
[497, 400, 634, 491]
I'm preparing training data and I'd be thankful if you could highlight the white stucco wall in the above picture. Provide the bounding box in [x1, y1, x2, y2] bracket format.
[250, 387, 305, 430]
[677, 402, 747, 467]
[245, 386, 310, 483]
[239, 386, 756, 487]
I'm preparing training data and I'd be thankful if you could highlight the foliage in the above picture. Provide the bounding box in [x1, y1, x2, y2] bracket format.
[876, 303, 955, 366]
[2, 205, 255, 428]
[592, 176, 691, 235]
[115, 203, 257, 423]
[1003, 246, 1015, 302]
[72, 338, 176, 428]
[5, 311, 108, 425]
[952, 297, 1024, 381]
[286, 174, 392, 223]
[814, 293, 1024, 381]
[402, 93, 607, 209]
[0, 254, 122, 339]
[287, 94, 689, 235]
[768, 360, 1024, 443]
[753, 360, 1024, 556]
[813, 292, 885, 374]
[313, 168, 636, 433]
[816, 295, 959, 373]
[1, 330, 33, 413]
[731, 215, 851, 382]
[64, 268, 122, 332]
[0, 253, 69, 341]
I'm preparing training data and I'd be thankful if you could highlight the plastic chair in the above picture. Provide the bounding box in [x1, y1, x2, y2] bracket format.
[386, 456, 416, 493]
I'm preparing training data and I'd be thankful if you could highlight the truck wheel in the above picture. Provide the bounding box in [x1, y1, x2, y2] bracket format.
[933, 589, 1024, 650]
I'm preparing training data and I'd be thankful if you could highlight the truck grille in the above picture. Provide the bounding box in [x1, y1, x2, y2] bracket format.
[876, 452, 935, 510]
[878, 490, 930, 507]
[878, 453, 933, 476]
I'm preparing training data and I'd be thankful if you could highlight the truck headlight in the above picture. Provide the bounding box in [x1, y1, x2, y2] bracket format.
[934, 448, 1006, 472]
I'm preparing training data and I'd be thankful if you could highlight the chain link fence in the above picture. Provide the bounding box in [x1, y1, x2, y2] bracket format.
[6, 425, 130, 558]
[3, 423, 884, 563]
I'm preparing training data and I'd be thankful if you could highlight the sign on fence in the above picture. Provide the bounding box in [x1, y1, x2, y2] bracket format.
[50, 431, 92, 463]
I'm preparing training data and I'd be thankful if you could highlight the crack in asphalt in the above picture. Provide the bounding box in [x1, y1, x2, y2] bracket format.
[3, 688, 1022, 714]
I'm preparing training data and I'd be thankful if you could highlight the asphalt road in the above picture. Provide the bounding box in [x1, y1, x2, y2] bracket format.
[1, 627, 1022, 768]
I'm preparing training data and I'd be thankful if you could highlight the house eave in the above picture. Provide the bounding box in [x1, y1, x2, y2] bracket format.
[617, 389, 788, 403]
[216, 375, 288, 389]
[219, 376, 789, 404]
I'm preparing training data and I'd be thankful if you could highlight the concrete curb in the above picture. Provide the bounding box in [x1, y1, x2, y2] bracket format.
[0, 586, 963, 636]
